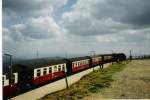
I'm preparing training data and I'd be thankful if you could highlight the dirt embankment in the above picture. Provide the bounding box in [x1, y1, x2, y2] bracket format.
[84, 59, 150, 99]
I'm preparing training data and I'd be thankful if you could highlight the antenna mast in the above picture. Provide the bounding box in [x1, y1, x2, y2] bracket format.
[36, 50, 39, 59]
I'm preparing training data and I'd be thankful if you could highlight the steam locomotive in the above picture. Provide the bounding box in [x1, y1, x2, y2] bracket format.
[3, 53, 126, 98]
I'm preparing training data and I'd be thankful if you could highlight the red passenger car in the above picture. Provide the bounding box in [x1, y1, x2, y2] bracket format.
[12, 59, 67, 89]
[32, 62, 67, 85]
[3, 73, 18, 97]
[91, 56, 103, 66]
[68, 56, 91, 73]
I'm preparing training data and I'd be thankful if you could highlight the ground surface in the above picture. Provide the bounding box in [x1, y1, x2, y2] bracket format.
[84, 59, 150, 99]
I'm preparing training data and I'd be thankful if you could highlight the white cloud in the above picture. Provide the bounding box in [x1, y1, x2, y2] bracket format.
[146, 34, 150, 40]
[62, 0, 132, 36]
[3, 16, 61, 41]
[3, 0, 150, 58]
[62, 0, 150, 37]
[97, 34, 124, 43]
[3, 28, 12, 41]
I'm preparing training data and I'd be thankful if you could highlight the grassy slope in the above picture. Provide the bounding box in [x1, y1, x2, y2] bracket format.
[40, 62, 127, 100]
[84, 59, 150, 99]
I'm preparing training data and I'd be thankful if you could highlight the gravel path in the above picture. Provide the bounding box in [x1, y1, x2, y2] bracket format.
[84, 59, 150, 99]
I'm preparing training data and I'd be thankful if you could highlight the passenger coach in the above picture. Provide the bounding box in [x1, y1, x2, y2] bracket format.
[13, 59, 67, 90]
[91, 55, 103, 67]
[66, 56, 91, 74]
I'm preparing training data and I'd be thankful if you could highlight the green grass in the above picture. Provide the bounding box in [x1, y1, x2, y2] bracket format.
[40, 61, 128, 100]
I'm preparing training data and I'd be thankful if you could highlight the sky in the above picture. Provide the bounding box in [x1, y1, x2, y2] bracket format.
[2, 0, 150, 59]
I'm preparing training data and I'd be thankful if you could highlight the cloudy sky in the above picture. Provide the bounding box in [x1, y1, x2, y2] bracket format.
[2, 0, 150, 58]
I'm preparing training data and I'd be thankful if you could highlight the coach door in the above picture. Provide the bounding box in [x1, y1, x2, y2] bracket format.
[15, 65, 31, 91]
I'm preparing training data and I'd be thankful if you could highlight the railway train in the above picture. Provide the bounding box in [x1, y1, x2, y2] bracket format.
[2, 53, 126, 98]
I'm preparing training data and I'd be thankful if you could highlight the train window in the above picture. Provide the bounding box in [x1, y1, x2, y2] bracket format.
[76, 62, 78, 66]
[58, 65, 61, 71]
[62, 66, 65, 71]
[84, 60, 86, 64]
[99, 57, 102, 61]
[37, 69, 41, 77]
[43, 68, 47, 75]
[75, 62, 77, 67]
[2, 76, 4, 81]
[2, 80, 4, 86]
[85, 60, 87, 64]
[74, 62, 78, 67]
[72, 63, 73, 67]
[74, 62, 76, 67]
[87, 60, 89, 63]
[104, 56, 106, 60]
[82, 61, 84, 65]
[49, 67, 52, 73]
[5, 73, 8, 79]
[2, 76, 5, 86]
[54, 66, 57, 72]
[110, 56, 112, 59]
[10, 74, 15, 84]
[95, 58, 97, 62]
[81, 61, 83, 65]
[78, 62, 80, 66]
[93, 58, 95, 62]
[62, 64, 65, 68]
[96, 58, 98, 62]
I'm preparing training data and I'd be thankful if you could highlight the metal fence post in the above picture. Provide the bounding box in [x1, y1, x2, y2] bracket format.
[63, 71, 68, 89]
